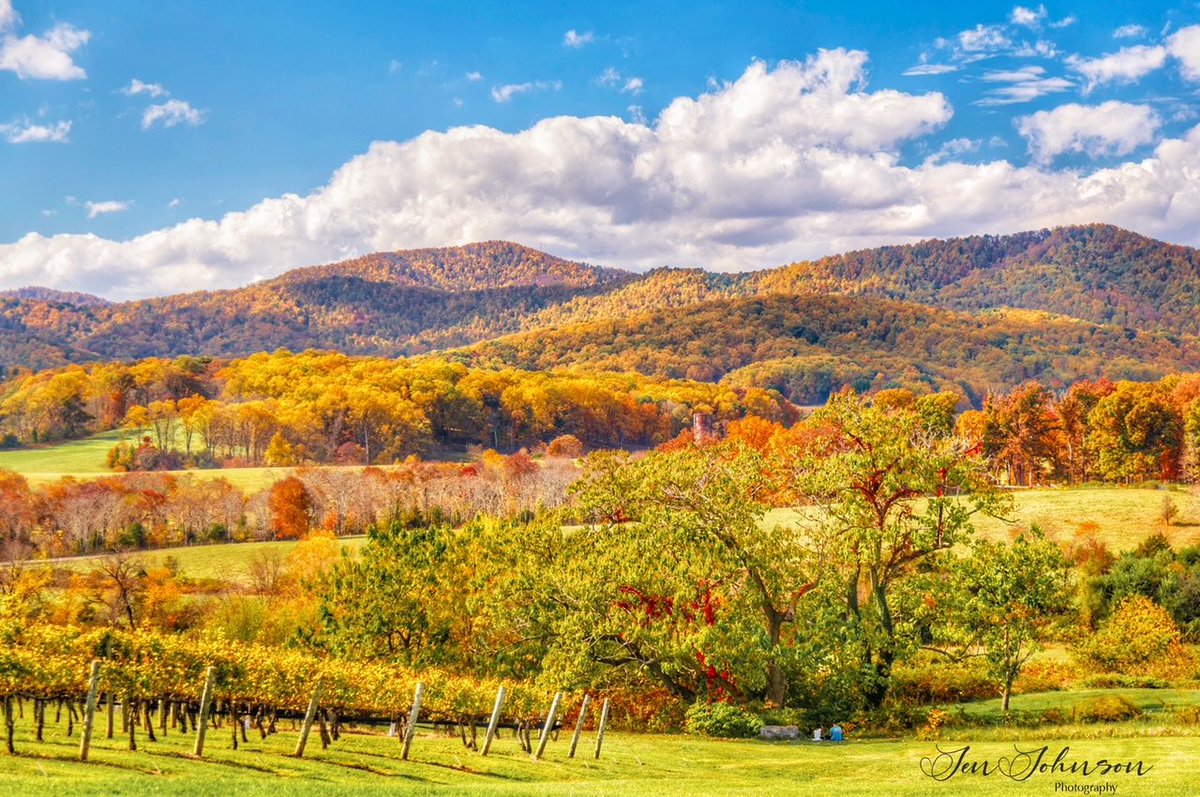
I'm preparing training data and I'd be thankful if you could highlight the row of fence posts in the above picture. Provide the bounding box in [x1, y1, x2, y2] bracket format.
[74, 660, 611, 763]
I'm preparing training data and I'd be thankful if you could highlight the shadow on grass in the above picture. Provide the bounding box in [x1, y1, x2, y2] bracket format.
[312, 745, 530, 782]
[15, 750, 172, 778]
[144, 748, 284, 775]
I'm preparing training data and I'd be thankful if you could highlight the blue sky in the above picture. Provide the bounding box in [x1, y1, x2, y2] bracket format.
[2, 0, 1200, 298]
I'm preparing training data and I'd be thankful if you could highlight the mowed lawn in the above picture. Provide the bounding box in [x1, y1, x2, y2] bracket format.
[958, 688, 1200, 720]
[0, 429, 127, 480]
[1, 721, 1197, 797]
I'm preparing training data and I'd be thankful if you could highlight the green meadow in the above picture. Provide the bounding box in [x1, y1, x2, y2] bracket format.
[0, 431, 364, 492]
[764, 485, 1200, 553]
[45, 535, 371, 584]
[0, 721, 1195, 797]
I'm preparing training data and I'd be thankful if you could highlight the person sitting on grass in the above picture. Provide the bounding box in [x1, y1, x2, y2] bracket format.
[812, 726, 824, 741]
[830, 723, 844, 742]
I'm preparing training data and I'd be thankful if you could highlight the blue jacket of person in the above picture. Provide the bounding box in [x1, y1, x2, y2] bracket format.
[830, 724, 844, 742]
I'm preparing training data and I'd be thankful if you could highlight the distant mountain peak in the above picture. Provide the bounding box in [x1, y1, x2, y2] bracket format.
[2, 225, 1200, 382]
[276, 240, 631, 293]
[0, 287, 112, 308]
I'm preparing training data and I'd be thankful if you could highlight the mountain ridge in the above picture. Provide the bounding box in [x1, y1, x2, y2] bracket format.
[2, 226, 1198, 399]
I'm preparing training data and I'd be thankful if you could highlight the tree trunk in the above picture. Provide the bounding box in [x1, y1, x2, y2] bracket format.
[3, 696, 14, 754]
[864, 649, 895, 710]
[765, 610, 787, 707]
[143, 701, 157, 742]
[1002, 670, 1016, 713]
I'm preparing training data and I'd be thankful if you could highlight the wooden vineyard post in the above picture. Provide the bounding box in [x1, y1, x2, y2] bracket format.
[532, 692, 562, 762]
[593, 698, 610, 760]
[480, 685, 506, 757]
[401, 682, 424, 761]
[568, 694, 591, 759]
[192, 666, 216, 757]
[79, 660, 102, 762]
[293, 681, 324, 757]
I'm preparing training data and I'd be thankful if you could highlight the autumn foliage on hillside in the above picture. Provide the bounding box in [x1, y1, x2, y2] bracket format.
[0, 350, 794, 461]
[465, 293, 1200, 403]
[3, 226, 1200, 381]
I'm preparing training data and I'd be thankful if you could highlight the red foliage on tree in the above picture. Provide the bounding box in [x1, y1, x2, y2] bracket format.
[269, 476, 311, 540]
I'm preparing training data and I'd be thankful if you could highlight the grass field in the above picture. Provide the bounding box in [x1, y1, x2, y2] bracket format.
[47, 536, 371, 584]
[0, 433, 481, 492]
[0, 430, 295, 492]
[0, 436, 383, 494]
[0, 429, 126, 479]
[958, 688, 1200, 719]
[764, 485, 1200, 553]
[971, 486, 1200, 551]
[1, 719, 1197, 796]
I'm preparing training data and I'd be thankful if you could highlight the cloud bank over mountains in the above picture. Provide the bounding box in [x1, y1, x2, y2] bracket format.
[4, 48, 1200, 299]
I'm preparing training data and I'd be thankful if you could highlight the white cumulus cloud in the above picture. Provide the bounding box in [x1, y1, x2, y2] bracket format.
[5, 51, 1200, 300]
[1017, 101, 1160, 162]
[0, 22, 89, 80]
[141, 99, 204, 130]
[1113, 24, 1148, 39]
[491, 80, 562, 103]
[1169, 25, 1200, 82]
[1010, 5, 1047, 29]
[85, 200, 132, 219]
[122, 78, 168, 98]
[1066, 45, 1167, 93]
[0, 0, 17, 32]
[1, 118, 70, 143]
[563, 29, 593, 48]
[957, 24, 1012, 53]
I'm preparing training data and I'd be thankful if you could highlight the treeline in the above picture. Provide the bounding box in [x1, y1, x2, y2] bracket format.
[716, 374, 1200, 485]
[960, 375, 1200, 485]
[0, 452, 579, 557]
[0, 350, 793, 464]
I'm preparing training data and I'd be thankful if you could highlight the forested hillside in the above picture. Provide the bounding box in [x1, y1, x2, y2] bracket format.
[4, 226, 1200, 402]
[752, 224, 1200, 333]
[461, 293, 1200, 404]
[0, 242, 633, 372]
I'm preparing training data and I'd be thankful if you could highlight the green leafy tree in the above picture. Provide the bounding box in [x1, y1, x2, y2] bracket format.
[569, 444, 821, 706]
[313, 522, 453, 665]
[1078, 595, 1197, 679]
[1088, 383, 1183, 482]
[792, 391, 1007, 708]
[945, 527, 1072, 712]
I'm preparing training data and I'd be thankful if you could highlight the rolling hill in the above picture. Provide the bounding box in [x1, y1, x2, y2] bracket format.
[3, 224, 1200, 401]
[458, 292, 1200, 403]
[0, 241, 633, 372]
